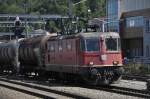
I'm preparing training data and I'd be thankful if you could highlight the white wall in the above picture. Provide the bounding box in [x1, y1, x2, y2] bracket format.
[108, 0, 150, 16]
[119, 0, 125, 17]
[124, 0, 150, 12]
[143, 19, 150, 57]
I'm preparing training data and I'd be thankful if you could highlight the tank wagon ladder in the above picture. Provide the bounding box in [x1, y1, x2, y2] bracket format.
[14, 36, 20, 75]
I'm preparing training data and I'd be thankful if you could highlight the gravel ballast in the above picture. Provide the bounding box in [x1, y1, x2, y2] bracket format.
[0, 86, 41, 99]
[0, 78, 146, 99]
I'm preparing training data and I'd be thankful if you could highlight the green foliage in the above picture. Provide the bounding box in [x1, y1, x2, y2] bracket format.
[124, 63, 150, 75]
[0, 0, 106, 33]
[0, 0, 106, 17]
[23, 25, 32, 33]
[87, 0, 106, 17]
[74, 1, 87, 18]
[5, 4, 24, 14]
[73, 0, 106, 18]
[45, 20, 61, 33]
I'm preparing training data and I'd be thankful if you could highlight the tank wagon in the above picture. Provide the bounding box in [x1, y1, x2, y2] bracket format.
[0, 40, 19, 73]
[0, 32, 124, 85]
[18, 35, 51, 73]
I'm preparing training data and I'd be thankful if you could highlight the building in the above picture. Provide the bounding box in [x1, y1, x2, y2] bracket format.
[106, 0, 123, 32]
[106, 0, 150, 59]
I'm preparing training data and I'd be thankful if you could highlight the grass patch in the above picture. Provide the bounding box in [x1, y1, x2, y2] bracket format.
[124, 63, 150, 75]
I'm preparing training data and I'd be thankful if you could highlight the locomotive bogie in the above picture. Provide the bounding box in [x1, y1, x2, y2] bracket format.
[78, 66, 124, 85]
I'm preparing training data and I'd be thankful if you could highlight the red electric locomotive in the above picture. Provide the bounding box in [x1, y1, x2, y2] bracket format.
[0, 31, 123, 85]
[44, 32, 124, 85]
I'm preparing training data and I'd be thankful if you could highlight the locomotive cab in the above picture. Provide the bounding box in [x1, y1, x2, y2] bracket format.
[79, 32, 122, 67]
[79, 32, 123, 85]
[105, 36, 121, 65]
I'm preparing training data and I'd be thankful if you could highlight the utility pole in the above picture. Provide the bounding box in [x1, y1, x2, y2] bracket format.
[24, 0, 28, 38]
[14, 16, 21, 75]
[67, 0, 87, 34]
[68, 0, 73, 18]
[67, 0, 73, 34]
[15, 36, 20, 76]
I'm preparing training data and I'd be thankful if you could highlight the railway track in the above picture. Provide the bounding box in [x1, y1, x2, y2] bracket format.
[0, 76, 89, 99]
[123, 74, 150, 81]
[78, 85, 150, 98]
[79, 81, 150, 98]
[99, 85, 150, 98]
[0, 75, 149, 99]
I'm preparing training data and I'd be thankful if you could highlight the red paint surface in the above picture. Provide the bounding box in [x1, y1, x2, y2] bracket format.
[45, 36, 122, 67]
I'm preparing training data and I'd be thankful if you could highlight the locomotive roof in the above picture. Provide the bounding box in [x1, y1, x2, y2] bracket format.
[78, 32, 120, 38]
[47, 32, 120, 41]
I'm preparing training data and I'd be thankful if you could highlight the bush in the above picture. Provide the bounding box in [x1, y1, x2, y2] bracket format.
[124, 63, 150, 75]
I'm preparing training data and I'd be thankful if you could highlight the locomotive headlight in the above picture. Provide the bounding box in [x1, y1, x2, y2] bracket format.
[113, 61, 119, 65]
[89, 61, 94, 66]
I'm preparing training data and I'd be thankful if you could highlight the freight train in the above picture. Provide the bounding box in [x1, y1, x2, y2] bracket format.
[0, 32, 124, 85]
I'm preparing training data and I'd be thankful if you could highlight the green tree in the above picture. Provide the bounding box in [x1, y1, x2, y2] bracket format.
[87, 0, 106, 17]
[0, 0, 106, 33]
[45, 20, 61, 33]
[0, 0, 106, 17]
[5, 4, 24, 14]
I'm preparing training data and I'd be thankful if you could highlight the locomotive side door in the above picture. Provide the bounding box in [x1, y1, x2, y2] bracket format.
[50, 41, 55, 64]
[46, 41, 55, 65]
[75, 38, 80, 65]
[74, 38, 80, 73]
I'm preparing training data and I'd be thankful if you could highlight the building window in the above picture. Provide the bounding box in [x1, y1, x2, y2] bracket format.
[132, 49, 136, 57]
[48, 54, 50, 62]
[146, 46, 150, 57]
[107, 20, 119, 32]
[107, 0, 119, 32]
[107, 0, 118, 16]
[145, 19, 150, 33]
[129, 20, 135, 27]
[126, 16, 144, 28]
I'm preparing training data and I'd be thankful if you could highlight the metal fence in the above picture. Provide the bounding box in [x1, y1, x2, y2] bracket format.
[123, 57, 150, 65]
[123, 57, 150, 75]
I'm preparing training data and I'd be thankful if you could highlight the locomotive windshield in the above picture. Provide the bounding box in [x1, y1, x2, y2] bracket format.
[85, 38, 99, 52]
[105, 37, 118, 51]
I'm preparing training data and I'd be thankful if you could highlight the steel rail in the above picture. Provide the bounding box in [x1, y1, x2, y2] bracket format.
[0, 77, 89, 99]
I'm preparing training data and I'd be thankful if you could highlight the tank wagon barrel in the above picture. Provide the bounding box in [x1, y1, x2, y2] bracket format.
[0, 40, 20, 72]
[19, 35, 52, 68]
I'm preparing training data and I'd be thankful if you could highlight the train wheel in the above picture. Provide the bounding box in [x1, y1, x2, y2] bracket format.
[90, 76, 101, 85]
[88, 68, 113, 85]
[112, 67, 124, 84]
[79, 68, 111, 85]
[37, 70, 47, 80]
[0, 68, 3, 75]
[82, 75, 111, 85]
[81, 68, 101, 85]
[112, 74, 122, 84]
[89, 68, 101, 85]
[147, 79, 150, 91]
